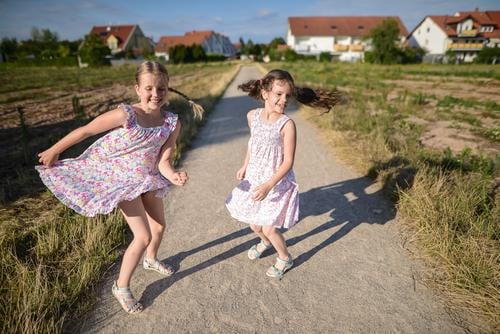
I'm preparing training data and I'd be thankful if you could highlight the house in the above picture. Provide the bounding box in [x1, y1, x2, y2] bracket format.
[407, 9, 500, 63]
[155, 30, 236, 61]
[88, 24, 155, 57]
[287, 16, 408, 62]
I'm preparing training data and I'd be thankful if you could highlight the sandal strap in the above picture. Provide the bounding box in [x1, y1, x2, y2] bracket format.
[276, 256, 292, 265]
[112, 282, 143, 313]
[144, 258, 175, 274]
[259, 240, 272, 249]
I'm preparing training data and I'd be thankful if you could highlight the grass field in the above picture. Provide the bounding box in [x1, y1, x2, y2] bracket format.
[262, 61, 499, 330]
[0, 61, 240, 333]
[1, 61, 498, 332]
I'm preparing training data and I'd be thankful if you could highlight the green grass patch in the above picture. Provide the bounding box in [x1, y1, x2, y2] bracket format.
[263, 61, 499, 329]
[0, 62, 240, 333]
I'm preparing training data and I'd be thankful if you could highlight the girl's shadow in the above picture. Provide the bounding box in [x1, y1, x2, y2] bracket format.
[289, 176, 396, 270]
[140, 176, 395, 307]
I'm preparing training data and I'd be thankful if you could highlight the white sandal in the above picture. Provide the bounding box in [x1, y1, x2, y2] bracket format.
[112, 281, 143, 314]
[143, 257, 175, 276]
[247, 240, 272, 260]
[266, 256, 293, 279]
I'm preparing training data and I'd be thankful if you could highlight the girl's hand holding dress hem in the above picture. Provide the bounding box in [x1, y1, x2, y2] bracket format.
[251, 182, 273, 201]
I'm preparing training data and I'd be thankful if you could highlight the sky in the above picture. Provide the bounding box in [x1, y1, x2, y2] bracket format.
[1, 0, 498, 44]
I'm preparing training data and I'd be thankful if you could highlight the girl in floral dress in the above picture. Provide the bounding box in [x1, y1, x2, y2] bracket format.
[226, 69, 344, 279]
[36, 61, 203, 314]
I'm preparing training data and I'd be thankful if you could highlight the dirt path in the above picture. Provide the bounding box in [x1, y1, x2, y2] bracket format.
[78, 66, 468, 333]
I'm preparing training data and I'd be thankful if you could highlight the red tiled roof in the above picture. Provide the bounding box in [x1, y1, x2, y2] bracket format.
[288, 16, 408, 37]
[89, 25, 135, 49]
[156, 30, 214, 52]
[448, 11, 496, 25]
[483, 11, 500, 38]
[427, 10, 500, 38]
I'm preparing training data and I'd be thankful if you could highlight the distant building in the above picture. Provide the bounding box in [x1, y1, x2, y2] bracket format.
[155, 30, 236, 61]
[88, 24, 155, 57]
[407, 9, 500, 63]
[287, 16, 408, 62]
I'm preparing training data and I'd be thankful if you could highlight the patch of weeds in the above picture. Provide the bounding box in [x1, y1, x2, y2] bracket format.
[412, 92, 428, 105]
[472, 126, 500, 142]
[421, 148, 496, 177]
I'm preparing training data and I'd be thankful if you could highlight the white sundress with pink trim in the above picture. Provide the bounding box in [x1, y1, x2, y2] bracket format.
[226, 108, 299, 229]
[35, 104, 177, 217]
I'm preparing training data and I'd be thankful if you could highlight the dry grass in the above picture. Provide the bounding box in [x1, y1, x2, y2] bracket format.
[261, 61, 499, 331]
[0, 62, 240, 333]
[398, 169, 499, 331]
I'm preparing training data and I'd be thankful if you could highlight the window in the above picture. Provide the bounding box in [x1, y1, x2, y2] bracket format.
[358, 25, 364, 30]
[427, 27, 430, 33]
[331, 25, 337, 29]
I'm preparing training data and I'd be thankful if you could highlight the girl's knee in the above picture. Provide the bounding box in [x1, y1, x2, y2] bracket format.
[262, 226, 277, 237]
[133, 233, 152, 249]
[150, 222, 165, 235]
[250, 224, 262, 233]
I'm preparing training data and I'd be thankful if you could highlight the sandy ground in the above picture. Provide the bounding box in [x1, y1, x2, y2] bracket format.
[76, 66, 474, 333]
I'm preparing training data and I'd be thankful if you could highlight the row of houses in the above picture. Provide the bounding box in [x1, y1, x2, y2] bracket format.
[286, 9, 500, 63]
[88, 8, 499, 64]
[88, 25, 237, 60]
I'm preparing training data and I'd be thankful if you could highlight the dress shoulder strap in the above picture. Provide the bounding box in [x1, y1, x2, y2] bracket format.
[252, 108, 262, 123]
[276, 114, 291, 131]
[164, 111, 178, 133]
[119, 103, 136, 128]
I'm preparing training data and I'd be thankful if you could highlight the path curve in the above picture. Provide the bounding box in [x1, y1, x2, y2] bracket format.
[79, 65, 466, 334]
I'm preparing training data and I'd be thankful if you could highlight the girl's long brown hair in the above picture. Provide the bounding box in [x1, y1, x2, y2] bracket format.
[136, 61, 204, 118]
[238, 69, 347, 112]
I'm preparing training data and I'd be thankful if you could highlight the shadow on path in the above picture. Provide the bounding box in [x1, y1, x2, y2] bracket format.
[140, 175, 396, 307]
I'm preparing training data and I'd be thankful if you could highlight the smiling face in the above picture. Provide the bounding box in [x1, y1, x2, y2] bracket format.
[262, 79, 293, 114]
[135, 73, 168, 112]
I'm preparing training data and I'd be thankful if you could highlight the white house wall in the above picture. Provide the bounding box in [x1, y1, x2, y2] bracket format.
[408, 17, 448, 54]
[291, 36, 335, 54]
[287, 29, 295, 48]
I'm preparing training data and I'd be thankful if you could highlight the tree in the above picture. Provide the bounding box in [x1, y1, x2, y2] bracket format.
[30, 27, 58, 43]
[191, 44, 206, 61]
[399, 47, 425, 64]
[79, 33, 110, 66]
[474, 47, 500, 64]
[0, 38, 18, 61]
[366, 18, 401, 64]
[170, 44, 186, 64]
[269, 37, 286, 49]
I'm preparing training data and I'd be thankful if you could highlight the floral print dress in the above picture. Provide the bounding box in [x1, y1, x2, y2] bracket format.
[226, 108, 299, 228]
[36, 104, 177, 217]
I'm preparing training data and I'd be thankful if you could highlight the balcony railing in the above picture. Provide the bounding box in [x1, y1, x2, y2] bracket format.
[447, 42, 484, 50]
[334, 44, 349, 52]
[458, 29, 478, 37]
[349, 44, 364, 52]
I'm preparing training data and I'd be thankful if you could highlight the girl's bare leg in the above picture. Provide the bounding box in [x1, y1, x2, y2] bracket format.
[262, 226, 291, 268]
[141, 191, 166, 259]
[117, 197, 151, 288]
[250, 224, 271, 246]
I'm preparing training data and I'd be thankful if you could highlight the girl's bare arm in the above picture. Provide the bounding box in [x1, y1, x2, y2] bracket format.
[236, 110, 255, 180]
[38, 107, 127, 166]
[157, 120, 187, 186]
